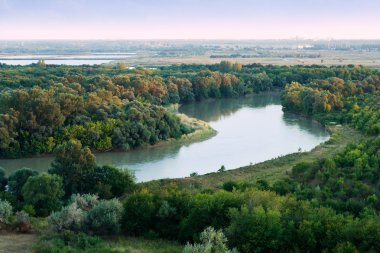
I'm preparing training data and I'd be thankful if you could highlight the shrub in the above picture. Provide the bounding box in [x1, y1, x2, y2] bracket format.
[183, 227, 238, 253]
[14, 210, 32, 233]
[33, 232, 108, 253]
[7, 168, 38, 201]
[48, 203, 85, 232]
[0, 199, 13, 224]
[222, 181, 238, 192]
[226, 205, 283, 253]
[179, 191, 244, 242]
[122, 191, 157, 236]
[0, 191, 17, 208]
[87, 165, 135, 199]
[49, 194, 123, 236]
[332, 242, 359, 253]
[84, 198, 123, 235]
[69, 194, 99, 211]
[22, 173, 65, 216]
[0, 167, 7, 191]
[255, 179, 270, 191]
[22, 204, 36, 216]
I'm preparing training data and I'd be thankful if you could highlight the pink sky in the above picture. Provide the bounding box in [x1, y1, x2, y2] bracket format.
[1, 0, 379, 40]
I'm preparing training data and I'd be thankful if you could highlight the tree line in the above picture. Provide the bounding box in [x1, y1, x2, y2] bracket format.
[1, 62, 380, 252]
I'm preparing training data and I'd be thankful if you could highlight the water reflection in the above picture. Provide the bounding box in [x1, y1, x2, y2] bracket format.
[180, 93, 281, 122]
[0, 93, 329, 182]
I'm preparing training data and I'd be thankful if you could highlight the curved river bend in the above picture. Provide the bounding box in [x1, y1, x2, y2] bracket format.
[0, 93, 329, 182]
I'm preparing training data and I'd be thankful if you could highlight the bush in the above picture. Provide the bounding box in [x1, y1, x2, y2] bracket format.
[179, 191, 244, 242]
[0, 167, 7, 191]
[22, 204, 36, 216]
[22, 173, 64, 216]
[0, 191, 17, 208]
[183, 227, 238, 253]
[0, 199, 13, 224]
[226, 205, 283, 253]
[49, 195, 123, 236]
[49, 203, 85, 232]
[69, 194, 99, 212]
[222, 181, 238, 192]
[255, 179, 270, 191]
[8, 168, 38, 201]
[87, 165, 135, 199]
[84, 198, 123, 235]
[122, 191, 157, 236]
[14, 211, 32, 233]
[33, 232, 110, 253]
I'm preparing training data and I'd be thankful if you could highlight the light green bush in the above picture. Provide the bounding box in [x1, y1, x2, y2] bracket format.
[0, 199, 13, 224]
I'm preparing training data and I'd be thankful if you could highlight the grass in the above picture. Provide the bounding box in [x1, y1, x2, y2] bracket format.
[104, 237, 182, 253]
[144, 125, 368, 190]
[0, 233, 38, 253]
[0, 233, 182, 253]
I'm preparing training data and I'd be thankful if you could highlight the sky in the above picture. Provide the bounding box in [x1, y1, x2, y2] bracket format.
[0, 0, 379, 40]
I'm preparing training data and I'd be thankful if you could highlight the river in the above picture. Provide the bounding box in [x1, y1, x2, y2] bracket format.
[0, 93, 329, 182]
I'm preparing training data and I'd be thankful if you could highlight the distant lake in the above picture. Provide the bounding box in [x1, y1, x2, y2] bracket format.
[0, 53, 136, 65]
[0, 93, 329, 182]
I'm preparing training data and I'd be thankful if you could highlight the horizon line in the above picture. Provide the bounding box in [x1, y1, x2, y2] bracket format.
[1, 38, 380, 41]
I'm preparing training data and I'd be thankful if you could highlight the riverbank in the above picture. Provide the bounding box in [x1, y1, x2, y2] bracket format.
[0, 113, 216, 175]
[138, 112, 217, 150]
[143, 125, 368, 190]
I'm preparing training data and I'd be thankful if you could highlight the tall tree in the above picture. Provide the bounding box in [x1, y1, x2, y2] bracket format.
[49, 140, 96, 197]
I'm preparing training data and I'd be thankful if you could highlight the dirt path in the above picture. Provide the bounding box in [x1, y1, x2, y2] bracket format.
[0, 233, 37, 253]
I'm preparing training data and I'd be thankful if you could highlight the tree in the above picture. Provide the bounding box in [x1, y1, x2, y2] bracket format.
[8, 168, 39, 201]
[22, 173, 64, 217]
[0, 167, 7, 191]
[49, 140, 96, 197]
[226, 205, 283, 253]
[87, 165, 135, 199]
[122, 191, 157, 236]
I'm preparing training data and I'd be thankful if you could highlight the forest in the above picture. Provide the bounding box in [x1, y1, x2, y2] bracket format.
[0, 62, 380, 252]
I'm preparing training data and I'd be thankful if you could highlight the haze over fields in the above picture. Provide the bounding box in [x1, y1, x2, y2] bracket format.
[1, 0, 379, 40]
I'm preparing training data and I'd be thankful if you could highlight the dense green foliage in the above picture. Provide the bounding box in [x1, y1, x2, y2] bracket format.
[282, 77, 380, 134]
[0, 199, 12, 224]
[0, 143, 135, 218]
[49, 194, 123, 235]
[279, 68, 380, 216]
[1, 63, 377, 158]
[118, 187, 380, 252]
[22, 173, 64, 216]
[1, 63, 380, 252]
[274, 136, 380, 215]
[49, 140, 135, 198]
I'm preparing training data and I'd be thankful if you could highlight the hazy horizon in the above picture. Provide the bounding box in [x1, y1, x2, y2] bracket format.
[1, 0, 379, 40]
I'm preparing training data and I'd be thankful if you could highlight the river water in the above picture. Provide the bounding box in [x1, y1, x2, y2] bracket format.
[0, 93, 329, 182]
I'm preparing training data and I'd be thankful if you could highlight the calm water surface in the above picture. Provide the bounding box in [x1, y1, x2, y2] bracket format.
[0, 94, 329, 182]
[0, 53, 135, 65]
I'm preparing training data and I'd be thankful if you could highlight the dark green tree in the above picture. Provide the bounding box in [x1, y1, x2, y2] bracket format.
[49, 140, 96, 197]
[8, 168, 39, 201]
[22, 173, 64, 217]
